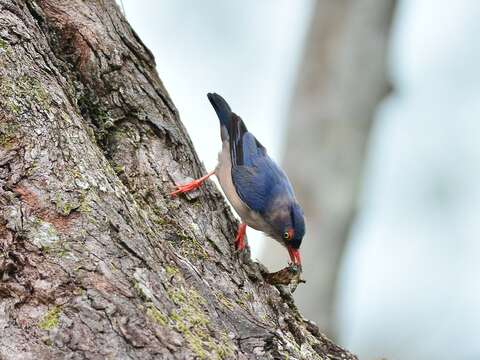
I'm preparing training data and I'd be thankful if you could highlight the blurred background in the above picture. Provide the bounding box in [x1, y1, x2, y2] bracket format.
[118, 1, 480, 359]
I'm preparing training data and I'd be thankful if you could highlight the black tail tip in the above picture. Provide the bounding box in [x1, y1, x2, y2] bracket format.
[209, 91, 230, 100]
[207, 92, 232, 127]
[207, 92, 229, 108]
[207, 92, 221, 102]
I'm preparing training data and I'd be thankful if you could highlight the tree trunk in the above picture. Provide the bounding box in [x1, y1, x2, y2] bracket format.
[265, 0, 396, 337]
[0, 1, 356, 359]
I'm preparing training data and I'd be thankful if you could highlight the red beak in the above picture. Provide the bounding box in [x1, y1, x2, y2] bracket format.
[287, 246, 301, 267]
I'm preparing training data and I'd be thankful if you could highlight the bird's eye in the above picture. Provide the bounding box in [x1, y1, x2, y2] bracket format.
[283, 231, 290, 240]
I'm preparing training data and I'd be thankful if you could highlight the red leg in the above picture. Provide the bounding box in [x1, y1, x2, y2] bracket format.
[170, 171, 215, 197]
[235, 223, 247, 251]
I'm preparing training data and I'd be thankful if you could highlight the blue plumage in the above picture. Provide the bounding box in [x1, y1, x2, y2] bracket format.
[232, 157, 288, 213]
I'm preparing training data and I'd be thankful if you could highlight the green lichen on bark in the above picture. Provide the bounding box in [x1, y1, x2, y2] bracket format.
[132, 267, 235, 359]
[77, 92, 113, 144]
[0, 122, 18, 149]
[164, 264, 179, 277]
[77, 189, 93, 214]
[214, 291, 235, 311]
[165, 286, 235, 359]
[146, 305, 168, 326]
[38, 306, 61, 330]
[133, 281, 150, 302]
[170, 232, 208, 260]
[0, 75, 50, 115]
[53, 194, 75, 216]
[30, 219, 60, 250]
[237, 291, 254, 311]
[113, 162, 126, 175]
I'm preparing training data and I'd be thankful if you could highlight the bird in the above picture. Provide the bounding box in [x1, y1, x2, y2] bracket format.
[171, 93, 305, 267]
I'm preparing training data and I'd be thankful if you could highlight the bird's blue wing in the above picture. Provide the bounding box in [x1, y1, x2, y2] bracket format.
[231, 131, 293, 214]
[229, 113, 267, 167]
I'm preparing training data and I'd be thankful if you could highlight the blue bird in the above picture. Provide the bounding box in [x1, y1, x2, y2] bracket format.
[171, 93, 305, 266]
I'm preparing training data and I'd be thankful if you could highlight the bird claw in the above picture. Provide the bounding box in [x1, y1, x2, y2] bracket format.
[234, 223, 247, 251]
[170, 171, 215, 197]
[170, 180, 202, 197]
[234, 236, 245, 251]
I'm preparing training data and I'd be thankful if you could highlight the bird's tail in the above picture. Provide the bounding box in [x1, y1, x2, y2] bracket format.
[207, 93, 232, 133]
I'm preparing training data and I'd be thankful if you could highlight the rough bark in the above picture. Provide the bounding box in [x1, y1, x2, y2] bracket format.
[263, 0, 396, 337]
[0, 1, 357, 359]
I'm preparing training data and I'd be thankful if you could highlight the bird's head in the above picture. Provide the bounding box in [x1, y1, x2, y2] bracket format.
[270, 201, 305, 267]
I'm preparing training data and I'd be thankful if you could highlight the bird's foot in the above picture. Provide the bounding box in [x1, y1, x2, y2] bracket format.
[234, 223, 247, 251]
[170, 180, 203, 196]
[234, 236, 245, 251]
[170, 171, 215, 197]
